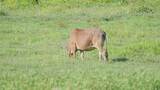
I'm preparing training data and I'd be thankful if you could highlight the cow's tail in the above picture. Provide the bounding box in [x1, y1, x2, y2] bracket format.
[102, 31, 108, 49]
[102, 31, 109, 61]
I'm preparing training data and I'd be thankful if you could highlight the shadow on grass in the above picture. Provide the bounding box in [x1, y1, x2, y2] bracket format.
[112, 57, 129, 62]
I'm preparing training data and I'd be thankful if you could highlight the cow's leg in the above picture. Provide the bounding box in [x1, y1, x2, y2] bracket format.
[105, 48, 109, 61]
[80, 51, 84, 60]
[102, 48, 107, 61]
[98, 48, 103, 61]
[101, 48, 109, 62]
[99, 51, 102, 61]
[72, 51, 76, 58]
[95, 42, 103, 61]
[70, 42, 77, 59]
[73, 48, 77, 59]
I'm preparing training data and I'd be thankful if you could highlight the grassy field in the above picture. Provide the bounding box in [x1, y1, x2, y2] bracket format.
[0, 0, 160, 90]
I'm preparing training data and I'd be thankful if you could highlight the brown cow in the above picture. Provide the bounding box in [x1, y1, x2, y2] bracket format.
[67, 28, 108, 61]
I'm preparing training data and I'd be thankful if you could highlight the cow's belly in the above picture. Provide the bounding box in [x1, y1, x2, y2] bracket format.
[75, 36, 96, 51]
[83, 47, 96, 51]
[76, 44, 96, 51]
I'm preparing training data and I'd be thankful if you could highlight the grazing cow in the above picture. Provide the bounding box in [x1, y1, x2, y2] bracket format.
[67, 28, 108, 61]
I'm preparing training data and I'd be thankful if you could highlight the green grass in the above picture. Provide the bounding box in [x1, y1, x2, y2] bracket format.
[0, 0, 160, 90]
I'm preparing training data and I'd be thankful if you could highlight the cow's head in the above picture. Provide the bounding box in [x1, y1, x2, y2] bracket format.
[67, 49, 75, 57]
[66, 43, 73, 57]
[66, 41, 76, 57]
